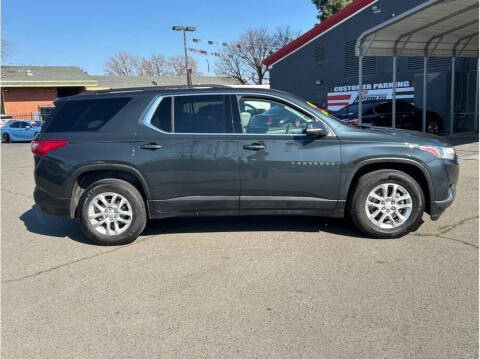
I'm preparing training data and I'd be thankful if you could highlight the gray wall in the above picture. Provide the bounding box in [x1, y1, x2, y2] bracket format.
[269, 0, 478, 133]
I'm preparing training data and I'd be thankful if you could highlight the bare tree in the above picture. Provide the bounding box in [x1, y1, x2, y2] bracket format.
[167, 56, 198, 76]
[272, 26, 300, 50]
[132, 54, 169, 76]
[104, 52, 140, 76]
[105, 53, 199, 76]
[147, 54, 170, 76]
[215, 26, 299, 84]
[216, 44, 249, 84]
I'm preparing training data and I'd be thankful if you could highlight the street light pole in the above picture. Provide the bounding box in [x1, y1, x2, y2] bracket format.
[183, 30, 188, 83]
[172, 25, 196, 86]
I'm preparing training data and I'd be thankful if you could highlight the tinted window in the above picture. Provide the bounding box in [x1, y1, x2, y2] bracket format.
[9, 122, 20, 128]
[335, 106, 349, 116]
[374, 102, 392, 113]
[45, 97, 132, 132]
[397, 101, 416, 112]
[150, 97, 172, 132]
[343, 103, 377, 116]
[238, 97, 313, 134]
[173, 95, 230, 134]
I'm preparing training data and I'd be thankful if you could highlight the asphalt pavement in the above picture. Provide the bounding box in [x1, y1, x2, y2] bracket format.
[1, 141, 478, 358]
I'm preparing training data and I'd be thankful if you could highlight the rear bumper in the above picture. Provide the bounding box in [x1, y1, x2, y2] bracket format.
[34, 186, 71, 217]
[429, 184, 456, 221]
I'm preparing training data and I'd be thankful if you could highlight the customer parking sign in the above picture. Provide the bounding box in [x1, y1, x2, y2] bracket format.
[327, 81, 415, 111]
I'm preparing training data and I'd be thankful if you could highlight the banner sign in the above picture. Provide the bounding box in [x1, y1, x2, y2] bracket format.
[327, 81, 415, 111]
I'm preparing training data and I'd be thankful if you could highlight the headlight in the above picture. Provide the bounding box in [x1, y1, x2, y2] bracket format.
[419, 145, 456, 160]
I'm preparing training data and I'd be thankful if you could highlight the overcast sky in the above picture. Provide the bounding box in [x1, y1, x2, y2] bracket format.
[2, 0, 318, 75]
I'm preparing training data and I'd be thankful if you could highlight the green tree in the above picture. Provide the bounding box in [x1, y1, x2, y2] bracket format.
[311, 0, 353, 21]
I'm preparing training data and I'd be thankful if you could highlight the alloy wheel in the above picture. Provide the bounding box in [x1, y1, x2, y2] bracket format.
[427, 120, 439, 134]
[88, 192, 133, 236]
[364, 183, 413, 229]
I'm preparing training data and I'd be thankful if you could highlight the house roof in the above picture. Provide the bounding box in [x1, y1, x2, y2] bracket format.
[262, 0, 377, 67]
[93, 75, 240, 89]
[1, 66, 98, 87]
[0, 66, 240, 89]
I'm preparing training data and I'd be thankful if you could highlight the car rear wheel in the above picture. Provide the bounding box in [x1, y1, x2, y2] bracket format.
[77, 178, 147, 245]
[2, 133, 11, 143]
[350, 169, 425, 238]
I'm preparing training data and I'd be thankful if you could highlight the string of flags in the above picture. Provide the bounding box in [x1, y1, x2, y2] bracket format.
[187, 35, 284, 72]
[187, 47, 220, 57]
[191, 38, 283, 52]
[192, 38, 228, 47]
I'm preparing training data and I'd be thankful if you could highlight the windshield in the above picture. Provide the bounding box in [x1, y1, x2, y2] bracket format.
[274, 92, 347, 127]
[301, 99, 346, 125]
[339, 102, 376, 116]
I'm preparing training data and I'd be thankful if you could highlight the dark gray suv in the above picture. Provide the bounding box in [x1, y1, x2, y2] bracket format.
[32, 87, 458, 245]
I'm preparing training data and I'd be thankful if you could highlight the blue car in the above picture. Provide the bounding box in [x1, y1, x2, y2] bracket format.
[1, 120, 42, 143]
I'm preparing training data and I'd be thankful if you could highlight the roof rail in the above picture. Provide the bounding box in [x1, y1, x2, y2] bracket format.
[79, 84, 233, 95]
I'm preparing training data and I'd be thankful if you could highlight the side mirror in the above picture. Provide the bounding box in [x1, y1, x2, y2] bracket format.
[304, 122, 327, 138]
[25, 125, 32, 129]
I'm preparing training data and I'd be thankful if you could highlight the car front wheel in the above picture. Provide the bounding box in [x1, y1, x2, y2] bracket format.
[350, 169, 425, 238]
[426, 118, 440, 135]
[2, 133, 11, 143]
[77, 178, 147, 245]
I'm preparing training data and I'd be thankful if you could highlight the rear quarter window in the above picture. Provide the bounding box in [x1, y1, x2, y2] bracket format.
[44, 97, 132, 132]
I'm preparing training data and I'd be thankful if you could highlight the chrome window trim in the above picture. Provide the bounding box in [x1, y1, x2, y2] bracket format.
[142, 92, 336, 137]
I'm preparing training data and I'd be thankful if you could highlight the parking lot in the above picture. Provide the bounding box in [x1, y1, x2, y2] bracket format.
[1, 141, 478, 358]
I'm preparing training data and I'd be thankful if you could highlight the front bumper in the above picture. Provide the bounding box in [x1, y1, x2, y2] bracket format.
[426, 156, 459, 220]
[34, 186, 71, 217]
[429, 184, 456, 221]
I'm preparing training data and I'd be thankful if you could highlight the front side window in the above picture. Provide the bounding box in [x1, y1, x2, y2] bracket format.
[238, 97, 314, 134]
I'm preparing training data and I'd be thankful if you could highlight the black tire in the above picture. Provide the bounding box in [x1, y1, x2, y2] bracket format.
[77, 178, 147, 245]
[350, 169, 425, 239]
[2, 133, 11, 143]
[426, 118, 440, 135]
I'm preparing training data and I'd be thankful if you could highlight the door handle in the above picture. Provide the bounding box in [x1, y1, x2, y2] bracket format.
[140, 143, 163, 150]
[243, 143, 265, 151]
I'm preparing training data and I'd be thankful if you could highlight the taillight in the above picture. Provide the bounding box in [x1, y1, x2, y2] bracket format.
[31, 140, 68, 156]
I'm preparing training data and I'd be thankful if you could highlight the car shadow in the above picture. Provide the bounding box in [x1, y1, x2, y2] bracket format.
[20, 205, 366, 245]
[144, 215, 364, 238]
[19, 205, 96, 245]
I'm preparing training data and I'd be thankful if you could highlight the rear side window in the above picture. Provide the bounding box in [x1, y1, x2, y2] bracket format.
[174, 95, 230, 134]
[149, 95, 231, 134]
[150, 97, 172, 132]
[45, 97, 132, 132]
